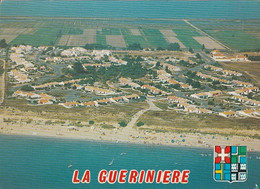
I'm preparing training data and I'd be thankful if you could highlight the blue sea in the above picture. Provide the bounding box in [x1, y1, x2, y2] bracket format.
[0, 134, 259, 188]
[0, 0, 260, 19]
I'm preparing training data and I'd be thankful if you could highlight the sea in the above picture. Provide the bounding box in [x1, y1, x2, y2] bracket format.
[0, 0, 260, 19]
[0, 134, 259, 189]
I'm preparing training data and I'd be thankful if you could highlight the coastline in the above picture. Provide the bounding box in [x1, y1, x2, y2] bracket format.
[1, 115, 260, 152]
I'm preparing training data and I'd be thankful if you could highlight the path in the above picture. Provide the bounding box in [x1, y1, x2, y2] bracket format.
[124, 98, 162, 130]
[0, 59, 6, 105]
[183, 19, 231, 50]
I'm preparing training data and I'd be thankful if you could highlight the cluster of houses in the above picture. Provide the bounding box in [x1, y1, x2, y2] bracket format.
[157, 70, 192, 90]
[211, 50, 249, 62]
[32, 79, 82, 90]
[190, 90, 223, 99]
[59, 94, 140, 108]
[231, 95, 260, 106]
[167, 95, 212, 114]
[197, 72, 229, 83]
[119, 78, 141, 89]
[228, 87, 259, 96]
[73, 85, 115, 95]
[12, 90, 56, 105]
[9, 69, 31, 83]
[141, 85, 167, 95]
[219, 109, 260, 118]
[204, 65, 242, 77]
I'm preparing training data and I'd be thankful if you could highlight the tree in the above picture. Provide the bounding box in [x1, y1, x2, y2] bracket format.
[202, 44, 205, 51]
[196, 53, 201, 59]
[21, 85, 34, 91]
[189, 47, 194, 53]
[119, 121, 127, 127]
[136, 121, 144, 127]
[167, 43, 180, 51]
[89, 120, 94, 125]
[73, 62, 85, 74]
[0, 39, 8, 48]
[127, 43, 142, 50]
[156, 62, 161, 67]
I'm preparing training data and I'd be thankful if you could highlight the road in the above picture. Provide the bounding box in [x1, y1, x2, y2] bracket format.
[183, 19, 231, 50]
[124, 98, 162, 129]
[0, 59, 6, 105]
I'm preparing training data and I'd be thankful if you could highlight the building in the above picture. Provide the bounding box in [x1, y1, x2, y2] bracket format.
[219, 111, 236, 118]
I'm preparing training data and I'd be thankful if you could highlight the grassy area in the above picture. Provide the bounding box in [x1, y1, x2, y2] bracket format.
[4, 99, 148, 123]
[3, 18, 260, 50]
[121, 29, 148, 48]
[142, 29, 168, 48]
[206, 30, 260, 50]
[174, 29, 202, 49]
[138, 110, 260, 130]
[220, 62, 260, 86]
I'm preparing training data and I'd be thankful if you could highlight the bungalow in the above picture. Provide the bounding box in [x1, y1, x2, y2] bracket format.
[197, 108, 213, 114]
[96, 98, 112, 105]
[222, 70, 242, 77]
[219, 111, 236, 118]
[204, 65, 223, 72]
[180, 83, 192, 90]
[38, 99, 53, 105]
[141, 85, 166, 95]
[167, 96, 189, 103]
[168, 79, 179, 85]
[237, 109, 255, 117]
[59, 101, 81, 108]
[232, 80, 253, 87]
[161, 63, 181, 72]
[82, 101, 98, 107]
[190, 92, 208, 99]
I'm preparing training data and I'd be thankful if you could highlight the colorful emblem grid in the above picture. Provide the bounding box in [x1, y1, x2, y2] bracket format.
[214, 146, 247, 183]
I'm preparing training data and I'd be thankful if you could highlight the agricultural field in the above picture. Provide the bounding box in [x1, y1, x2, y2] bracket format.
[1, 18, 259, 50]
[191, 20, 260, 50]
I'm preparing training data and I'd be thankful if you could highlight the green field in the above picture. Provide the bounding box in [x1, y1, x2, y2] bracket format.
[206, 30, 260, 50]
[121, 29, 148, 48]
[191, 20, 260, 50]
[174, 29, 202, 49]
[1, 18, 260, 50]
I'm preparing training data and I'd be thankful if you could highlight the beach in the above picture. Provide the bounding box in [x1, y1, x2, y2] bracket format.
[1, 112, 260, 152]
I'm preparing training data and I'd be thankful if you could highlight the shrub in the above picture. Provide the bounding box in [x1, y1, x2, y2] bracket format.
[119, 121, 127, 127]
[136, 121, 144, 127]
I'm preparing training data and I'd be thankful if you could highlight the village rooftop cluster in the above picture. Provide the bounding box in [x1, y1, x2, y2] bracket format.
[6, 45, 260, 119]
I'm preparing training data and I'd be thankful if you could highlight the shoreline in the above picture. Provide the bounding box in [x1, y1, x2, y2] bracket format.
[1, 116, 260, 152]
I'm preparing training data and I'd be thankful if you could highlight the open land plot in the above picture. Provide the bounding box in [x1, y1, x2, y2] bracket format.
[102, 28, 121, 35]
[206, 30, 260, 50]
[138, 111, 260, 131]
[193, 36, 225, 49]
[142, 29, 169, 48]
[130, 29, 141, 35]
[57, 35, 70, 46]
[4, 99, 148, 123]
[220, 62, 260, 86]
[173, 29, 202, 49]
[190, 20, 260, 50]
[159, 29, 177, 37]
[106, 35, 126, 48]
[121, 29, 148, 48]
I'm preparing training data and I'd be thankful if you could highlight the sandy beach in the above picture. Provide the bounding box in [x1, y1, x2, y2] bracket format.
[1, 113, 260, 152]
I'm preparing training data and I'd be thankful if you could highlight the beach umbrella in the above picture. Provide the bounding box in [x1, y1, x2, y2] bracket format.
[171, 139, 174, 143]
[227, 137, 229, 140]
[182, 139, 185, 142]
